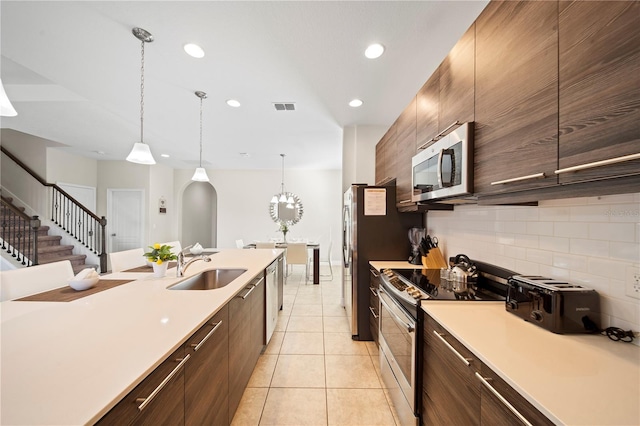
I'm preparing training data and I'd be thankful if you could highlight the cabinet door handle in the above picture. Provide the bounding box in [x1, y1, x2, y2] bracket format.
[370, 269, 379, 278]
[190, 321, 223, 352]
[475, 372, 533, 426]
[369, 286, 378, 296]
[369, 306, 379, 319]
[136, 354, 191, 411]
[433, 331, 472, 366]
[554, 152, 640, 175]
[490, 173, 546, 185]
[417, 121, 460, 150]
[398, 199, 413, 204]
[240, 284, 257, 299]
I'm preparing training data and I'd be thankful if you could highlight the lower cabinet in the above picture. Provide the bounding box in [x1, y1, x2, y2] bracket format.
[96, 347, 187, 426]
[229, 274, 265, 421]
[369, 267, 381, 345]
[185, 305, 229, 426]
[422, 313, 552, 426]
[97, 271, 268, 426]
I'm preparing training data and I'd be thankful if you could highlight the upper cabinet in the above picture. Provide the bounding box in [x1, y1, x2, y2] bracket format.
[438, 24, 476, 135]
[416, 70, 440, 149]
[474, 1, 559, 195]
[557, 1, 640, 184]
[395, 97, 417, 205]
[375, 123, 397, 186]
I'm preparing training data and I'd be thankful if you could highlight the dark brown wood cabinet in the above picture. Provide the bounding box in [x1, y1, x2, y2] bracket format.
[422, 315, 480, 426]
[557, 1, 640, 184]
[478, 362, 554, 426]
[474, 1, 559, 195]
[369, 267, 381, 345]
[439, 23, 476, 133]
[229, 275, 265, 421]
[96, 347, 186, 426]
[395, 97, 417, 205]
[416, 71, 440, 149]
[185, 305, 229, 426]
[421, 313, 553, 426]
[375, 124, 397, 186]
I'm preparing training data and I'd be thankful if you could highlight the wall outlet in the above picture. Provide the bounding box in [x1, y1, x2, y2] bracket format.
[625, 267, 640, 300]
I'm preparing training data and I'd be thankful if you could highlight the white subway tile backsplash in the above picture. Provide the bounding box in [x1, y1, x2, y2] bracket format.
[428, 192, 640, 334]
[539, 235, 570, 252]
[569, 238, 609, 257]
[553, 222, 589, 238]
[588, 223, 636, 242]
[609, 241, 640, 263]
[552, 253, 588, 271]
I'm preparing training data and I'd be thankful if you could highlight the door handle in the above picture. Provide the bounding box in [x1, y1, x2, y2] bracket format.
[110, 233, 116, 237]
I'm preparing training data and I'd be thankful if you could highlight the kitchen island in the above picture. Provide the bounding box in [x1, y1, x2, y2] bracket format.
[0, 248, 283, 425]
[422, 302, 640, 426]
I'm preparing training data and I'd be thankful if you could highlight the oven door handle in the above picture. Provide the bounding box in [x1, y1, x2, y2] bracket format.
[379, 288, 415, 333]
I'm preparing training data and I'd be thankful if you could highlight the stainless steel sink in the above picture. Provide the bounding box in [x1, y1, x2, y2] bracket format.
[168, 268, 247, 290]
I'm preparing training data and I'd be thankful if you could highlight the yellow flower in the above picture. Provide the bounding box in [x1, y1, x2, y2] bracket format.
[154, 243, 161, 249]
[156, 259, 163, 265]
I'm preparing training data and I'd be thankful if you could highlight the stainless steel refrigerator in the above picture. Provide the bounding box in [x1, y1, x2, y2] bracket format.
[342, 183, 423, 341]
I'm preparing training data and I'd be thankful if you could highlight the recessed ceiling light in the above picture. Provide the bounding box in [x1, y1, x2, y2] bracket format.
[226, 99, 241, 108]
[349, 99, 363, 108]
[184, 43, 205, 58]
[94, 150, 106, 155]
[161, 154, 170, 158]
[364, 43, 385, 59]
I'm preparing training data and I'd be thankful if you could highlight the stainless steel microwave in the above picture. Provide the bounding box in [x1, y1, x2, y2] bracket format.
[411, 122, 474, 202]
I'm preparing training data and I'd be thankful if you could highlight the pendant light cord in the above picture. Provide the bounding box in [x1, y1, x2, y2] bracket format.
[281, 153, 286, 193]
[199, 97, 204, 167]
[140, 39, 145, 144]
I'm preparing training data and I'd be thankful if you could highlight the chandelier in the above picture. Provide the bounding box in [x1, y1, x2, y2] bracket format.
[271, 154, 294, 208]
[269, 154, 303, 225]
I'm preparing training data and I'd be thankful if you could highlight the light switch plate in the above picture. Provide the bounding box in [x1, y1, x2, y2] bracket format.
[625, 266, 640, 300]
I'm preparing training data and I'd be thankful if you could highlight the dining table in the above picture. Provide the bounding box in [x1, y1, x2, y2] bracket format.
[245, 241, 320, 284]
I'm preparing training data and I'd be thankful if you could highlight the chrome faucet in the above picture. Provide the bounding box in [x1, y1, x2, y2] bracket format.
[176, 245, 211, 277]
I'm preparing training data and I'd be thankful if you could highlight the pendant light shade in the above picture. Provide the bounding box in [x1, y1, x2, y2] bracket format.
[192, 91, 210, 182]
[127, 27, 156, 165]
[126, 142, 155, 164]
[0, 79, 17, 117]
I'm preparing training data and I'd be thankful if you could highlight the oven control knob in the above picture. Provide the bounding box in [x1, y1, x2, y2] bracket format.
[530, 310, 544, 322]
[507, 300, 518, 310]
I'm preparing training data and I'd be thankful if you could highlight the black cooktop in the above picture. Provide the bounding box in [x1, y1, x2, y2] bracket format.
[393, 267, 507, 302]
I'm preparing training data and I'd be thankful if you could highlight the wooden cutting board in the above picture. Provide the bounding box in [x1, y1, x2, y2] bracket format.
[16, 279, 135, 302]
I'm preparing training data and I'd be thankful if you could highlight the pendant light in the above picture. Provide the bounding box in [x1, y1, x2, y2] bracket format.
[191, 91, 210, 182]
[271, 154, 294, 208]
[126, 27, 156, 165]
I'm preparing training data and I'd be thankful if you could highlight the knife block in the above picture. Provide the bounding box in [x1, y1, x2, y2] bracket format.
[422, 248, 448, 269]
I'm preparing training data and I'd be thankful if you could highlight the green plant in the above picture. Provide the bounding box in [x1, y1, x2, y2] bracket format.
[278, 222, 289, 234]
[144, 243, 177, 265]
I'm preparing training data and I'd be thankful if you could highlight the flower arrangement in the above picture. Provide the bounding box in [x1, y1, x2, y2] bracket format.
[278, 222, 289, 234]
[144, 243, 177, 265]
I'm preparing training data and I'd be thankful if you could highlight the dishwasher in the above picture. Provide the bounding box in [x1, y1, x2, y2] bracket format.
[265, 260, 278, 343]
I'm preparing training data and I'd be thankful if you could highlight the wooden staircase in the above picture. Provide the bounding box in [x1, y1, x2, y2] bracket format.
[1, 197, 95, 274]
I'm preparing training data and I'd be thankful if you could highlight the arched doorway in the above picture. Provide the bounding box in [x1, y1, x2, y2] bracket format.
[181, 181, 217, 248]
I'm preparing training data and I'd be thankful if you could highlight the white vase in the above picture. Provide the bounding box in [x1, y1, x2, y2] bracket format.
[152, 262, 168, 278]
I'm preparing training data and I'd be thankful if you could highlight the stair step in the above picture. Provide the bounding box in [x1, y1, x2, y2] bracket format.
[38, 235, 63, 247]
[39, 254, 87, 267]
[72, 264, 99, 275]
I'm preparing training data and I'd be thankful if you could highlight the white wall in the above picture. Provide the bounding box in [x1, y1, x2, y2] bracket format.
[174, 168, 342, 261]
[46, 148, 98, 187]
[342, 124, 386, 192]
[427, 193, 640, 339]
[148, 162, 176, 244]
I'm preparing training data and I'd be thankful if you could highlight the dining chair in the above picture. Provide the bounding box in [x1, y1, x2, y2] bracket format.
[0, 260, 75, 301]
[319, 239, 333, 280]
[235, 239, 245, 249]
[109, 247, 146, 272]
[161, 240, 182, 254]
[285, 242, 309, 283]
[255, 242, 276, 249]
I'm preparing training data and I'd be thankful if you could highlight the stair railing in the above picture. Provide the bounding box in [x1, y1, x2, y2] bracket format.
[1, 195, 41, 266]
[1, 146, 107, 272]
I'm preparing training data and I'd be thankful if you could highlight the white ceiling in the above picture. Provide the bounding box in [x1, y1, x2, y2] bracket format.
[0, 1, 488, 170]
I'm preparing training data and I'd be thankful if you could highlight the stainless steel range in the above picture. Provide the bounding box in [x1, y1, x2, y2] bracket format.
[377, 260, 516, 426]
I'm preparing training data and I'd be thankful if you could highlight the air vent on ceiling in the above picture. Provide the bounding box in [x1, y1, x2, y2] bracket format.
[273, 102, 296, 111]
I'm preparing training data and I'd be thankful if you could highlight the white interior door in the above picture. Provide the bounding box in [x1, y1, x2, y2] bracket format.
[57, 182, 96, 212]
[107, 189, 144, 252]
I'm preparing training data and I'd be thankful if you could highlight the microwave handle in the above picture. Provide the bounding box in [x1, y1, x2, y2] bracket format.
[437, 148, 455, 188]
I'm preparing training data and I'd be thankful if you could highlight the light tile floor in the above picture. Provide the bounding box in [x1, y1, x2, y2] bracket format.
[231, 266, 400, 426]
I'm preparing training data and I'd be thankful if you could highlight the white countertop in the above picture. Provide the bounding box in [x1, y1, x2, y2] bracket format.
[422, 302, 640, 426]
[0, 248, 283, 426]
